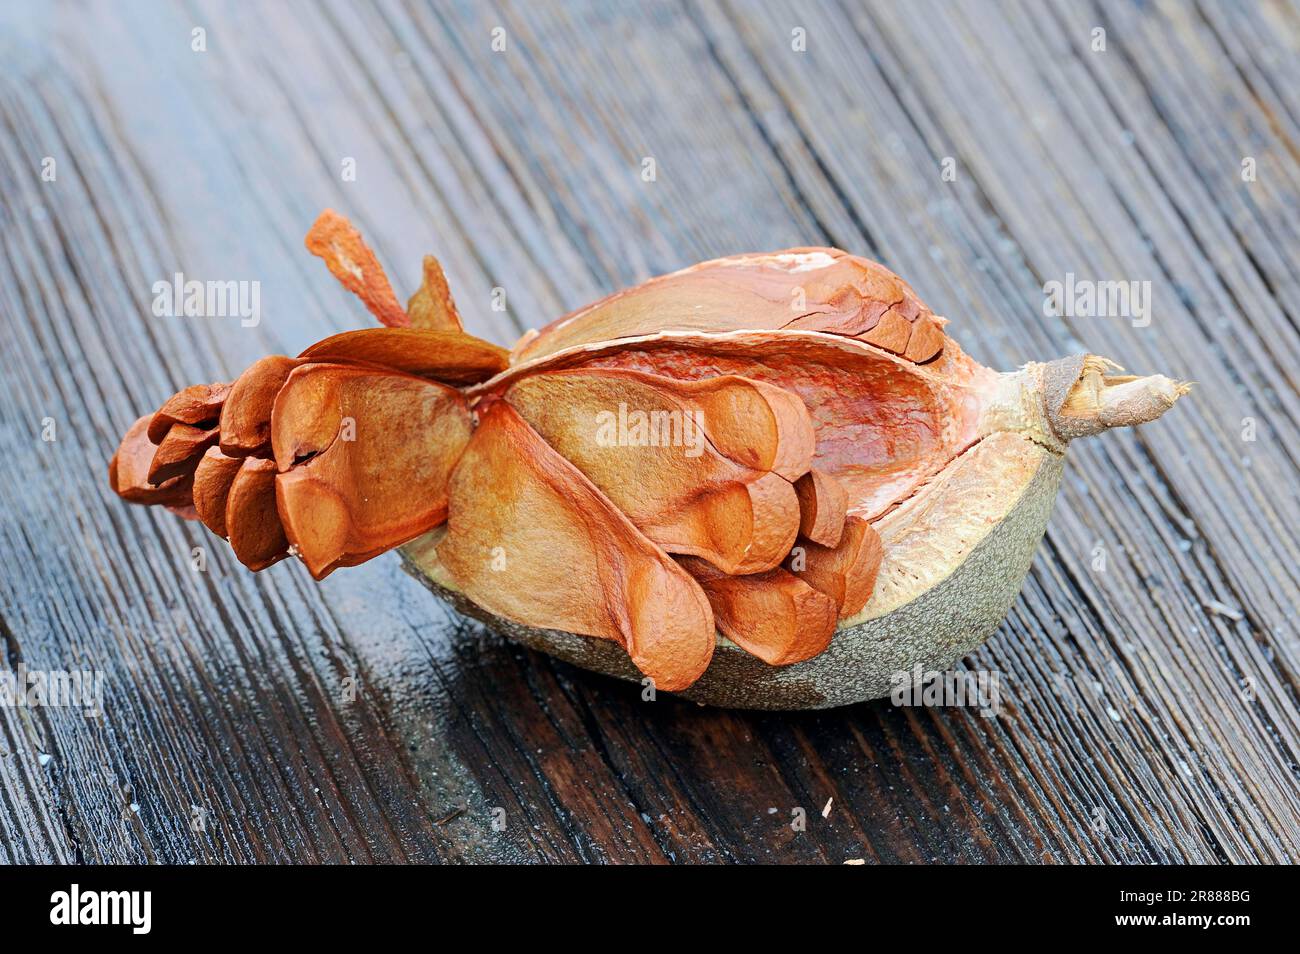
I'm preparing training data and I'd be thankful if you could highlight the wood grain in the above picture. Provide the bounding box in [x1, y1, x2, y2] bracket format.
[0, 0, 1296, 863]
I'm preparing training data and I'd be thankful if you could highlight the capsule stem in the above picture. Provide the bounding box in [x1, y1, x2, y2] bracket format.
[1042, 354, 1190, 442]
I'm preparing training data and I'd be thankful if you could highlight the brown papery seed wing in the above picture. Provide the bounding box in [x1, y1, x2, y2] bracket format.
[503, 369, 801, 574]
[192, 446, 245, 539]
[298, 328, 508, 386]
[603, 369, 815, 480]
[794, 468, 848, 547]
[406, 255, 464, 332]
[516, 367, 815, 478]
[790, 516, 883, 619]
[269, 362, 357, 471]
[678, 556, 837, 666]
[109, 415, 195, 507]
[272, 366, 472, 578]
[437, 401, 715, 692]
[147, 423, 220, 485]
[512, 248, 947, 364]
[219, 355, 301, 457]
[225, 458, 290, 571]
[147, 382, 230, 444]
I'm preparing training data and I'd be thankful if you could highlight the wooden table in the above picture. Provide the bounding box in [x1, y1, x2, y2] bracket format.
[1, 0, 1297, 864]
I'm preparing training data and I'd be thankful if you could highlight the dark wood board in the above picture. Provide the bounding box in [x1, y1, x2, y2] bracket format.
[0, 0, 1296, 864]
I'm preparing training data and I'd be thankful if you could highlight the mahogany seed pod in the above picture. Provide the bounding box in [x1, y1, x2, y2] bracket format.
[404, 261, 1187, 708]
[107, 212, 1188, 708]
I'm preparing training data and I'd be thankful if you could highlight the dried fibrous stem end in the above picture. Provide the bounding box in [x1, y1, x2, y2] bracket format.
[1045, 354, 1190, 443]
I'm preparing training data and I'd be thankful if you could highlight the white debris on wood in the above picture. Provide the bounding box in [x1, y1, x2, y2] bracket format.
[1204, 600, 1244, 621]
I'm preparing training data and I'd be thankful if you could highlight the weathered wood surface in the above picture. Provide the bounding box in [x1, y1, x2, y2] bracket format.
[1, 0, 1297, 864]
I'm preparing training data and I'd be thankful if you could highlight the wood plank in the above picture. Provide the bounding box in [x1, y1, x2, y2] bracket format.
[0, 0, 1295, 864]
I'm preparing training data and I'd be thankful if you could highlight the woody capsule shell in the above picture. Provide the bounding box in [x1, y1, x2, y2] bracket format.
[108, 212, 1186, 709]
[403, 254, 1186, 709]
